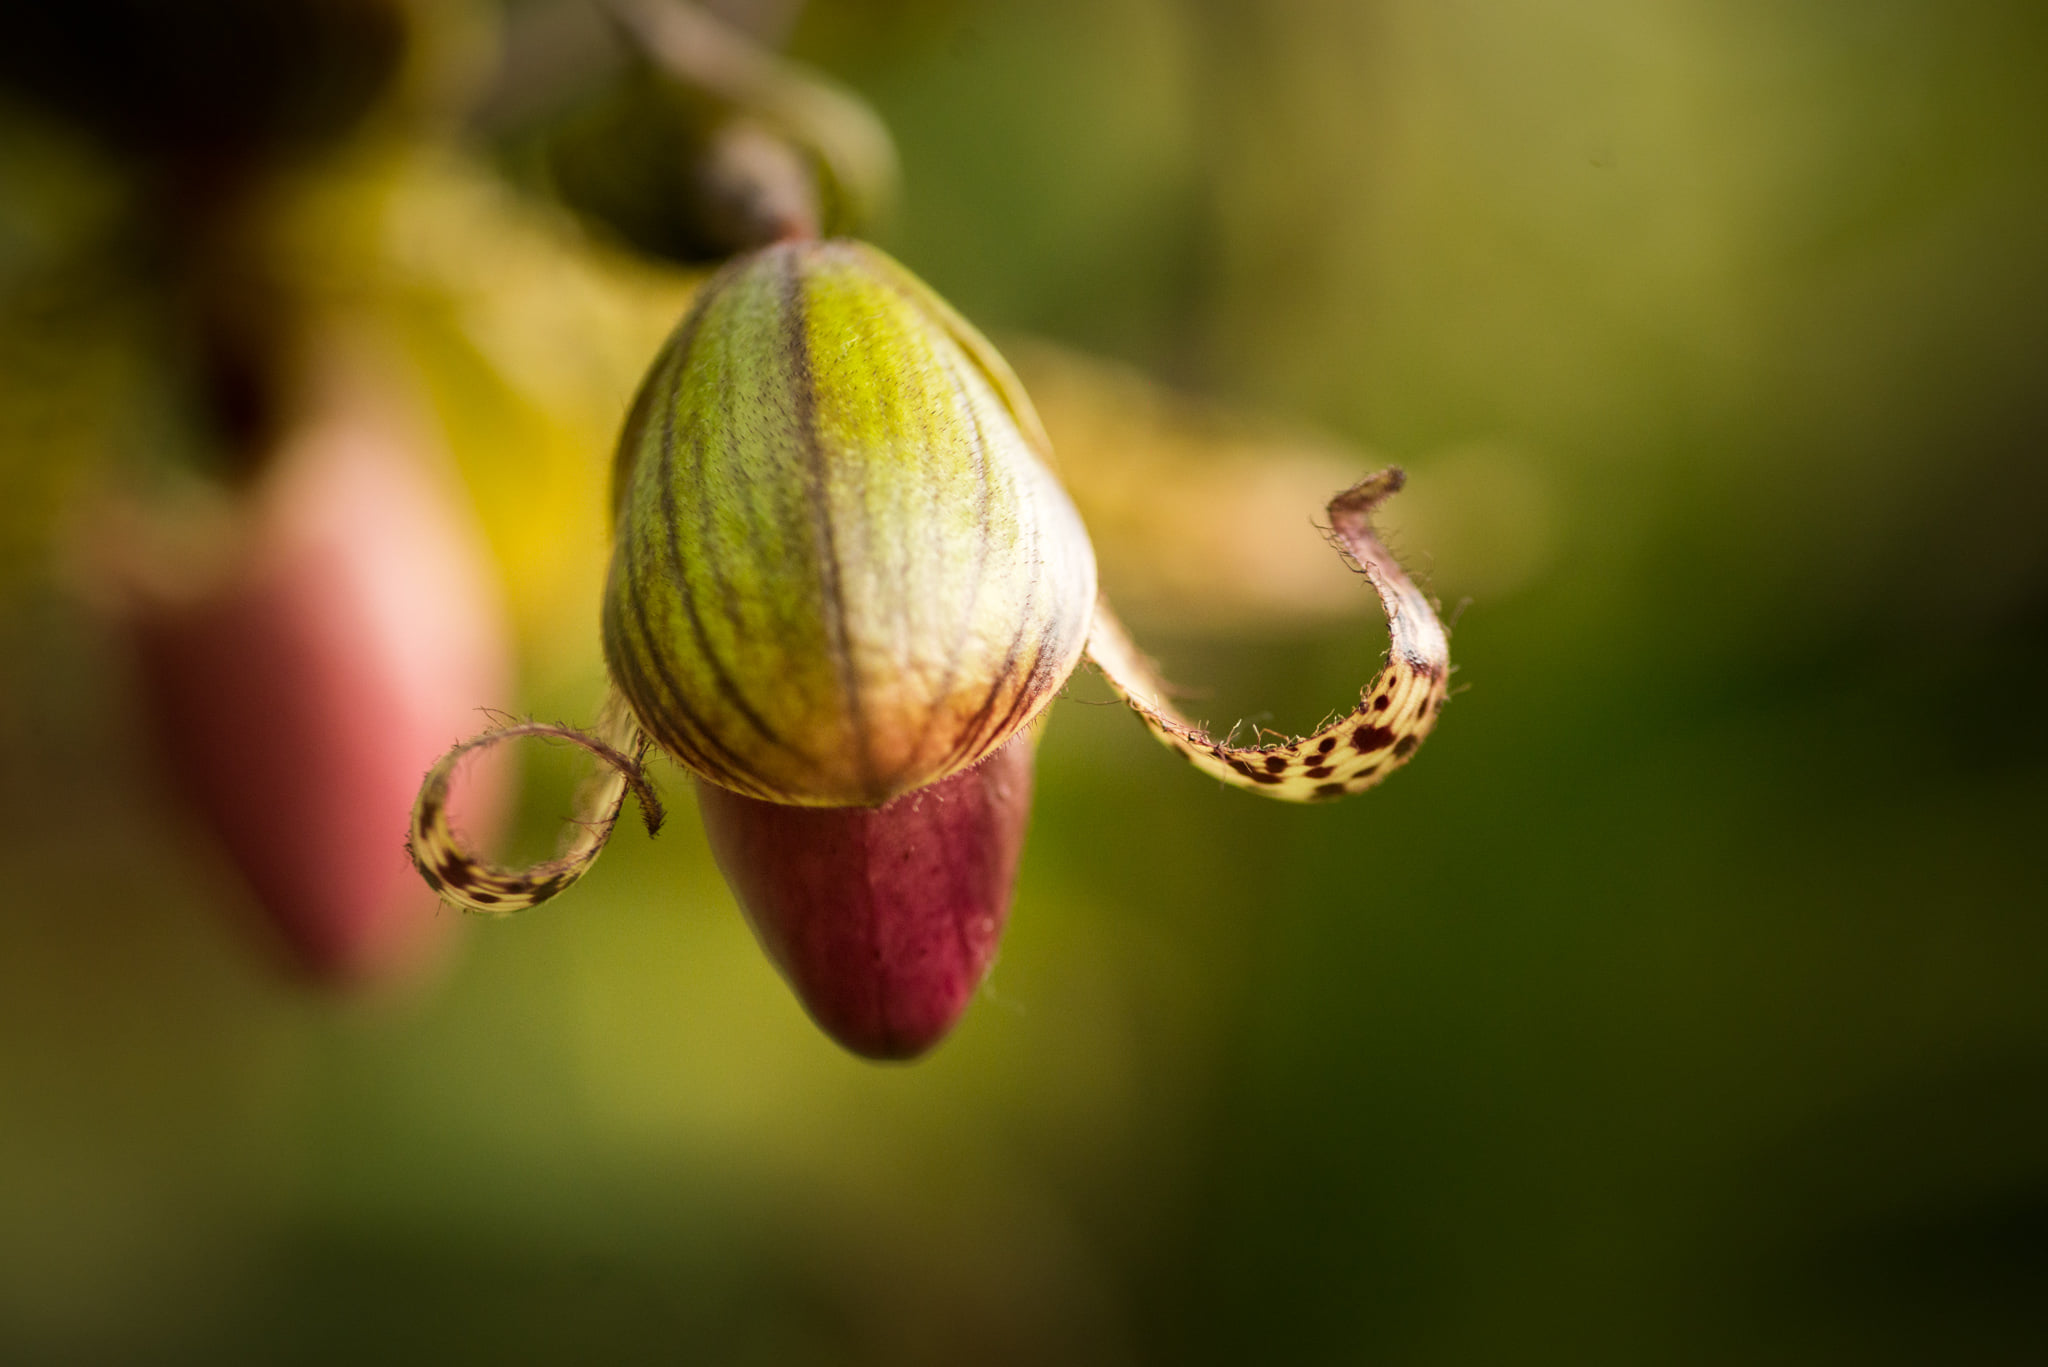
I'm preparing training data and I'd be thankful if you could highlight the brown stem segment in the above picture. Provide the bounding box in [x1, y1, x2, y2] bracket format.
[601, 0, 896, 234]
[1086, 468, 1450, 802]
[408, 691, 665, 915]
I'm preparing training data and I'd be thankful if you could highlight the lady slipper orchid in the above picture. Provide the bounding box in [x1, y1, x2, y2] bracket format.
[410, 237, 1449, 1059]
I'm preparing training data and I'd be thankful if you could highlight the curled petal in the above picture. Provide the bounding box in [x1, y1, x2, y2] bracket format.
[409, 692, 664, 915]
[1086, 469, 1450, 802]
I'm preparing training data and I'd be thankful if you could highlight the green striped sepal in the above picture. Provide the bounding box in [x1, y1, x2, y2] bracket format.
[603, 239, 1097, 807]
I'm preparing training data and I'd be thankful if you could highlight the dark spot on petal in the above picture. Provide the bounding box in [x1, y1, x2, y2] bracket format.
[416, 795, 440, 827]
[1354, 763, 1380, 780]
[1305, 765, 1333, 780]
[469, 891, 499, 905]
[1313, 782, 1347, 800]
[1264, 754, 1287, 773]
[1250, 771, 1283, 785]
[1372, 694, 1391, 712]
[418, 866, 444, 892]
[1393, 735, 1418, 759]
[1317, 736, 1337, 755]
[1229, 757, 1255, 777]
[1352, 724, 1395, 753]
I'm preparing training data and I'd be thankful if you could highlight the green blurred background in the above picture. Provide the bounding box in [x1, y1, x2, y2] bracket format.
[3, 0, 2045, 1361]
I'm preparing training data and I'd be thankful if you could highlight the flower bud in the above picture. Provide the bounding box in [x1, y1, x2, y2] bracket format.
[603, 239, 1096, 807]
[121, 388, 511, 986]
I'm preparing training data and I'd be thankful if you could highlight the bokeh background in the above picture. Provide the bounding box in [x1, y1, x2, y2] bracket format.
[4, 0, 2046, 1362]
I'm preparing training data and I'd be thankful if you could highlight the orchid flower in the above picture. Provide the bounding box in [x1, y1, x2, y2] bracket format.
[410, 237, 1449, 1058]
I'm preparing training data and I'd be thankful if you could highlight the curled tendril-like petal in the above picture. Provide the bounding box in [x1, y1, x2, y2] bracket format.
[408, 692, 665, 915]
[1086, 468, 1450, 803]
